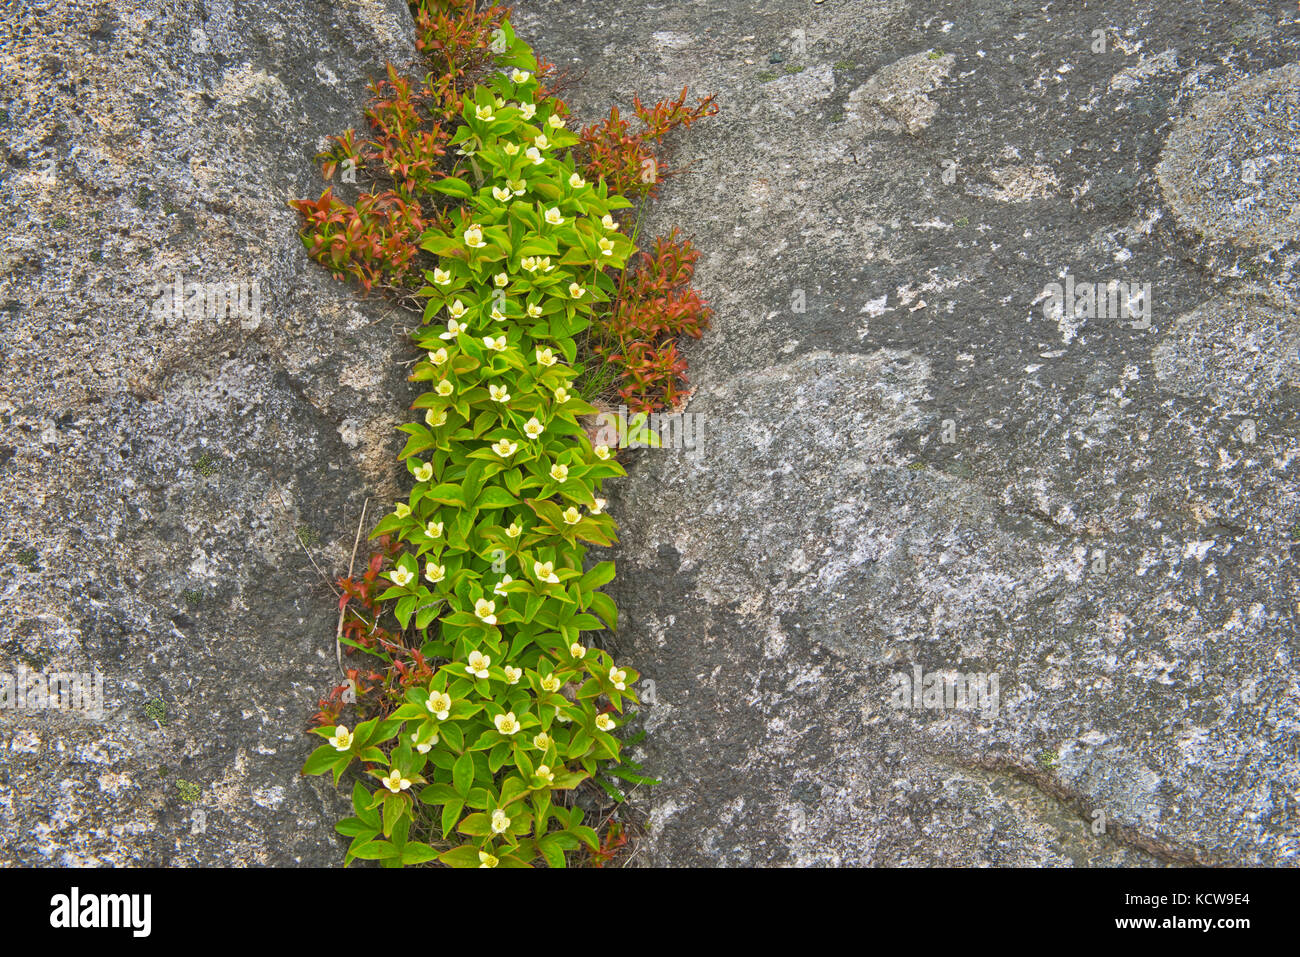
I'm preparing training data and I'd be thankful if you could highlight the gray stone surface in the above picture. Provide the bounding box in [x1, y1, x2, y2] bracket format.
[0, 0, 417, 864]
[514, 0, 1300, 865]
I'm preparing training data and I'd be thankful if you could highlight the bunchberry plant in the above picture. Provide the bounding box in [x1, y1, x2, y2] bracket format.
[295, 1, 714, 867]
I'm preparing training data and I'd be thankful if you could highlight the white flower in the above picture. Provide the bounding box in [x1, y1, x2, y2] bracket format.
[608, 666, 627, 690]
[411, 730, 438, 754]
[562, 506, 581, 525]
[484, 334, 507, 352]
[595, 713, 615, 732]
[489, 384, 511, 404]
[526, 302, 543, 318]
[549, 462, 569, 482]
[494, 711, 521, 735]
[540, 674, 561, 693]
[512, 69, 531, 83]
[424, 562, 446, 584]
[554, 386, 569, 404]
[536, 347, 557, 367]
[466, 651, 491, 679]
[525, 146, 543, 165]
[533, 560, 560, 584]
[568, 172, 586, 188]
[436, 379, 454, 397]
[426, 690, 452, 720]
[533, 731, 553, 750]
[428, 346, 449, 365]
[504, 665, 522, 685]
[328, 725, 352, 751]
[520, 103, 537, 120]
[448, 298, 468, 319]
[523, 416, 544, 440]
[594, 444, 611, 460]
[521, 256, 539, 272]
[491, 808, 511, 834]
[414, 461, 434, 482]
[602, 213, 616, 230]
[569, 642, 586, 659]
[490, 305, 506, 322]
[547, 113, 566, 129]
[492, 185, 512, 201]
[533, 133, 550, 149]
[508, 178, 526, 195]
[503, 142, 520, 156]
[425, 408, 447, 428]
[382, 768, 412, 792]
[493, 574, 513, 596]
[535, 764, 555, 783]
[492, 438, 518, 458]
[568, 282, 586, 299]
[389, 565, 414, 587]
[478, 851, 498, 868]
[426, 520, 443, 538]
[590, 497, 606, 515]
[433, 267, 453, 285]
[440, 318, 466, 340]
[544, 206, 564, 226]
[463, 225, 486, 248]
[494, 272, 509, 287]
[475, 104, 495, 121]
[474, 598, 497, 625]
[505, 522, 522, 538]
[598, 237, 615, 256]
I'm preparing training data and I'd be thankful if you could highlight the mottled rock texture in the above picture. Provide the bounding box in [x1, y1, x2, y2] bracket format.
[1, 0, 417, 864]
[513, 0, 1300, 865]
[4, 0, 1299, 868]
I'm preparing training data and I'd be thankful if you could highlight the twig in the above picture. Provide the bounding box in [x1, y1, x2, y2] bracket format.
[337, 498, 369, 674]
[274, 484, 341, 597]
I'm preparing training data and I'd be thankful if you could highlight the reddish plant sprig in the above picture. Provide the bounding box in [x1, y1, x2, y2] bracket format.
[577, 87, 718, 200]
[595, 230, 711, 413]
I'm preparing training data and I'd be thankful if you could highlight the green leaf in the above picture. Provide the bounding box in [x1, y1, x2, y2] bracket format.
[382, 792, 409, 837]
[303, 743, 345, 776]
[441, 799, 465, 838]
[401, 842, 440, 865]
[430, 177, 473, 199]
[334, 817, 375, 838]
[350, 839, 401, 861]
[438, 844, 484, 868]
[352, 780, 381, 829]
[570, 824, 600, 850]
[426, 483, 466, 506]
[589, 590, 618, 631]
[537, 834, 568, 868]
[477, 485, 520, 509]
[453, 752, 475, 795]
[457, 812, 493, 837]
[580, 560, 616, 592]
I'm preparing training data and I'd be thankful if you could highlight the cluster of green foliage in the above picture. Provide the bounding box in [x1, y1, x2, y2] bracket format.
[302, 16, 662, 869]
